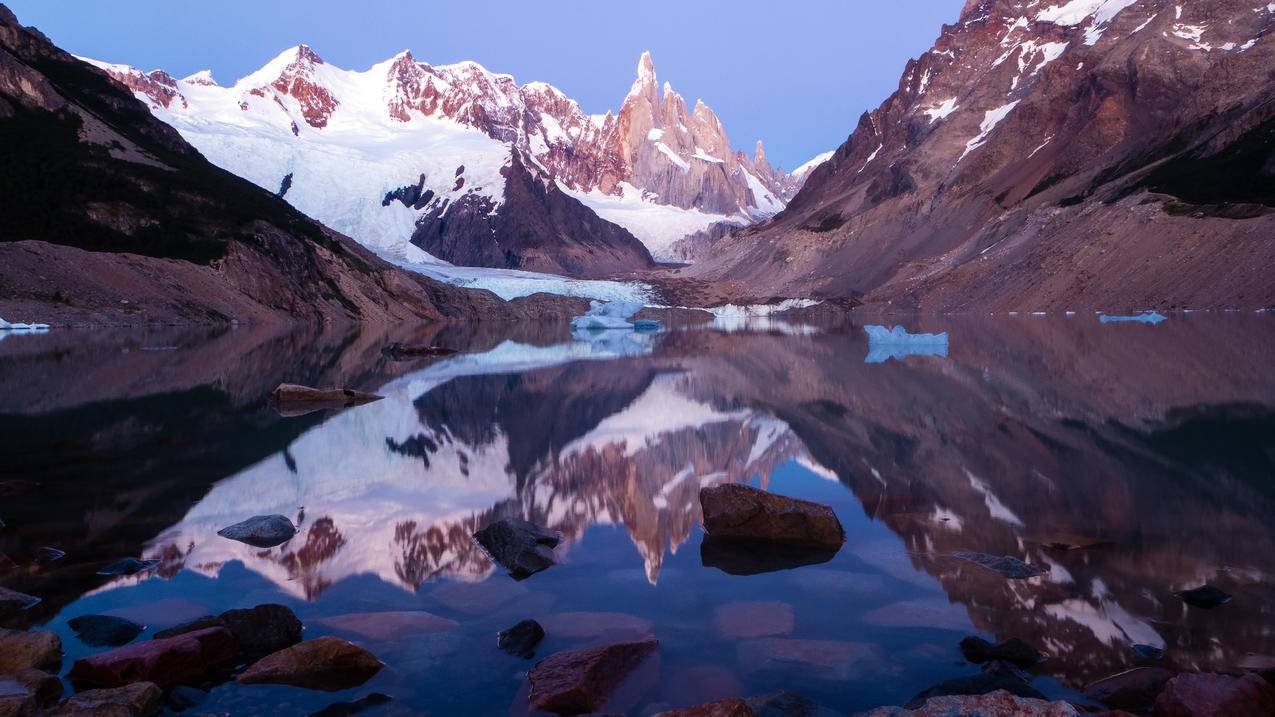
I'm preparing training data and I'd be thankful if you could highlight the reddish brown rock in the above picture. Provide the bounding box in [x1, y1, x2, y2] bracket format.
[315, 611, 458, 641]
[652, 698, 754, 717]
[236, 637, 382, 692]
[0, 670, 61, 708]
[859, 690, 1080, 715]
[1084, 667, 1176, 712]
[54, 682, 162, 717]
[0, 630, 61, 673]
[1153, 673, 1275, 717]
[528, 637, 658, 715]
[700, 485, 844, 549]
[67, 627, 239, 689]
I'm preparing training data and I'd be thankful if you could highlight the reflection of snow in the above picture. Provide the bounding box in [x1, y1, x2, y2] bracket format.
[1043, 579, 1165, 649]
[865, 325, 949, 364]
[1100, 312, 1167, 325]
[965, 469, 1025, 527]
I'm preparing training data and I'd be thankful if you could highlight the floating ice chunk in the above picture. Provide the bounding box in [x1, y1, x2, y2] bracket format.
[1099, 311, 1167, 325]
[0, 316, 51, 338]
[570, 300, 661, 333]
[865, 325, 949, 364]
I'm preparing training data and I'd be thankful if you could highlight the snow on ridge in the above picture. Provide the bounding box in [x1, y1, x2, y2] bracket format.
[924, 97, 960, 123]
[959, 100, 1021, 161]
[792, 150, 835, 178]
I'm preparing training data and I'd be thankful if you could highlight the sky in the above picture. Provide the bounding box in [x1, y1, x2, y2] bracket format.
[7, 0, 964, 170]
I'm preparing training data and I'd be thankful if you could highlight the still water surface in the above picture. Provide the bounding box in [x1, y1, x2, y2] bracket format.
[2, 315, 1273, 715]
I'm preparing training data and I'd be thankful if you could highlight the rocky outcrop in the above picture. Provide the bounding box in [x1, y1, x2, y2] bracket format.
[684, 0, 1275, 311]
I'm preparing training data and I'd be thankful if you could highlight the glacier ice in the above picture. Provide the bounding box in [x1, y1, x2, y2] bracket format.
[1099, 312, 1167, 325]
[865, 325, 949, 364]
[570, 300, 660, 332]
[0, 316, 51, 340]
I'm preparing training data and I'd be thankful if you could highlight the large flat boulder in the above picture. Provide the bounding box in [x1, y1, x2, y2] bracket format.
[0, 629, 61, 673]
[528, 637, 658, 715]
[67, 627, 238, 689]
[699, 485, 844, 549]
[236, 637, 382, 692]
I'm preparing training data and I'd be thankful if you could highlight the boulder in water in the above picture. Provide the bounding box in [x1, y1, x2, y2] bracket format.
[700, 484, 844, 549]
[473, 518, 561, 580]
[236, 637, 382, 691]
[68, 615, 144, 648]
[217, 515, 298, 548]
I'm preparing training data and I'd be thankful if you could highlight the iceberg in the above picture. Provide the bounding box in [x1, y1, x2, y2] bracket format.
[570, 300, 661, 332]
[1099, 312, 1167, 325]
[864, 325, 949, 364]
[0, 316, 51, 340]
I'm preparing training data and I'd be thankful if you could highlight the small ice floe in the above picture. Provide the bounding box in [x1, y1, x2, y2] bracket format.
[864, 325, 949, 364]
[1065, 311, 1077, 316]
[0, 316, 50, 341]
[570, 301, 661, 333]
[1031, 311, 1047, 316]
[1099, 311, 1167, 325]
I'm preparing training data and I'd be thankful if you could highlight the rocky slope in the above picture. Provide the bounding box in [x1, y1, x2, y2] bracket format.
[87, 48, 804, 270]
[0, 4, 551, 326]
[684, 0, 1275, 311]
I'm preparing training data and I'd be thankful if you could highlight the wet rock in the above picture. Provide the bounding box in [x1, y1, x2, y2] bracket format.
[96, 559, 160, 577]
[236, 637, 382, 691]
[220, 604, 304, 657]
[949, 552, 1047, 579]
[68, 615, 144, 648]
[382, 343, 458, 359]
[700, 537, 838, 576]
[54, 682, 162, 717]
[0, 587, 40, 616]
[0, 629, 61, 673]
[315, 610, 457, 641]
[163, 685, 206, 712]
[713, 602, 794, 639]
[862, 690, 1079, 716]
[473, 518, 561, 580]
[652, 698, 754, 717]
[0, 693, 34, 717]
[528, 637, 659, 715]
[308, 692, 392, 717]
[216, 515, 298, 548]
[1083, 667, 1176, 712]
[0, 670, 62, 708]
[1153, 672, 1275, 717]
[905, 662, 1044, 708]
[745, 690, 842, 717]
[1173, 585, 1233, 609]
[1133, 644, 1165, 661]
[151, 616, 225, 641]
[270, 384, 383, 416]
[959, 636, 1041, 667]
[699, 485, 845, 549]
[497, 619, 544, 658]
[737, 638, 880, 681]
[33, 547, 65, 565]
[68, 627, 239, 689]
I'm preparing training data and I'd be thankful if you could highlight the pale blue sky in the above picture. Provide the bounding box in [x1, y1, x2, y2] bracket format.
[8, 0, 963, 168]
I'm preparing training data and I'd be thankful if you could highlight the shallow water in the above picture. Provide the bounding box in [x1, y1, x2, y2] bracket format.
[2, 314, 1274, 716]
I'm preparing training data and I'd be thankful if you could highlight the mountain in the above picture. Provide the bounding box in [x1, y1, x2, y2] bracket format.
[88, 48, 801, 273]
[0, 4, 552, 326]
[683, 0, 1275, 311]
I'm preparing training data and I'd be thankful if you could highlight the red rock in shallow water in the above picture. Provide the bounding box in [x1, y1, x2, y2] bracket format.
[68, 627, 239, 689]
[236, 637, 382, 692]
[699, 485, 844, 549]
[528, 637, 658, 715]
[652, 698, 754, 717]
[1153, 673, 1275, 717]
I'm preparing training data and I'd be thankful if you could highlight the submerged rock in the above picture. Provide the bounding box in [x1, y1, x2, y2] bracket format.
[1153, 673, 1275, 717]
[68, 627, 239, 689]
[270, 384, 383, 416]
[307, 692, 392, 717]
[96, 558, 161, 577]
[527, 637, 658, 715]
[863, 690, 1078, 716]
[959, 636, 1041, 667]
[473, 518, 561, 580]
[0, 586, 40, 615]
[905, 662, 1044, 708]
[236, 637, 382, 691]
[316, 610, 456, 641]
[0, 629, 61, 673]
[712, 602, 794, 639]
[216, 515, 298, 548]
[652, 698, 754, 717]
[699, 484, 845, 549]
[1174, 585, 1233, 609]
[745, 690, 842, 717]
[163, 685, 207, 712]
[1083, 667, 1175, 712]
[950, 552, 1047, 579]
[496, 619, 544, 659]
[68, 615, 144, 648]
[55, 682, 162, 717]
[151, 616, 225, 641]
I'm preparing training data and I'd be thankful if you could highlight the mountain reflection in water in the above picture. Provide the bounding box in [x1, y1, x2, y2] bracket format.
[1, 315, 1273, 714]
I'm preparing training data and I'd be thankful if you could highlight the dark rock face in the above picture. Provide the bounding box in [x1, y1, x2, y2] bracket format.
[218, 604, 303, 657]
[68, 627, 239, 689]
[1083, 667, 1175, 712]
[959, 637, 1041, 667]
[699, 484, 845, 549]
[497, 619, 545, 659]
[412, 151, 656, 278]
[1153, 673, 1275, 717]
[950, 552, 1047, 579]
[68, 615, 144, 648]
[0, 629, 61, 673]
[905, 661, 1044, 709]
[236, 637, 382, 692]
[1174, 585, 1233, 609]
[56, 682, 162, 717]
[0, 587, 40, 616]
[95, 558, 160, 577]
[473, 518, 561, 580]
[527, 637, 658, 715]
[652, 698, 754, 717]
[216, 515, 299, 549]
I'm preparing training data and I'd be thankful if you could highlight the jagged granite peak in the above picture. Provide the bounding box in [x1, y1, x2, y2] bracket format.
[682, 0, 1275, 310]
